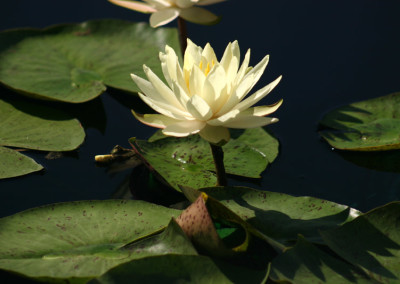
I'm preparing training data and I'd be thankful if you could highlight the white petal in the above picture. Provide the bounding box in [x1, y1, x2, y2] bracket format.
[149, 8, 179, 27]
[179, 6, 219, 25]
[245, 99, 283, 116]
[184, 39, 202, 79]
[202, 64, 227, 109]
[163, 120, 206, 137]
[146, 0, 172, 9]
[132, 110, 179, 128]
[186, 95, 213, 120]
[207, 109, 240, 126]
[201, 43, 218, 66]
[240, 54, 270, 94]
[189, 64, 206, 96]
[199, 125, 230, 144]
[219, 42, 233, 71]
[234, 76, 282, 112]
[223, 115, 279, 129]
[172, 80, 191, 107]
[131, 73, 168, 103]
[161, 46, 189, 93]
[214, 72, 255, 116]
[108, 0, 157, 13]
[159, 45, 179, 88]
[143, 65, 182, 109]
[176, 0, 197, 8]
[234, 48, 251, 85]
[197, 0, 227, 5]
[138, 92, 191, 119]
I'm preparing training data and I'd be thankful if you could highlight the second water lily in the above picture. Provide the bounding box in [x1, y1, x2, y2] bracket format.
[108, 0, 225, 27]
[131, 39, 283, 145]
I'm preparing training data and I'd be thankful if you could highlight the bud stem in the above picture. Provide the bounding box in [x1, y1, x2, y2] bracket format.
[209, 143, 227, 186]
[178, 17, 188, 56]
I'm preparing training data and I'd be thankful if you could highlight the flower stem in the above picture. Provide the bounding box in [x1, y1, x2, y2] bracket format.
[209, 143, 227, 186]
[177, 17, 188, 56]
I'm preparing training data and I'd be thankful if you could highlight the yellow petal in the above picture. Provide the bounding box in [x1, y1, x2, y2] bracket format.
[199, 125, 230, 144]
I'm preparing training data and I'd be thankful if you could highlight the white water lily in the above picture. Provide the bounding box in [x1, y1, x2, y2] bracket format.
[108, 0, 225, 27]
[131, 39, 283, 144]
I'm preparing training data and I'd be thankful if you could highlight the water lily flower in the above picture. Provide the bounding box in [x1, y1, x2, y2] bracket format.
[131, 39, 283, 145]
[108, 0, 225, 27]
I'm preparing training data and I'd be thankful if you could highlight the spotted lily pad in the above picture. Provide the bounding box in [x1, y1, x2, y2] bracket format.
[319, 92, 400, 151]
[0, 200, 182, 282]
[130, 128, 279, 190]
[0, 98, 85, 179]
[0, 19, 180, 103]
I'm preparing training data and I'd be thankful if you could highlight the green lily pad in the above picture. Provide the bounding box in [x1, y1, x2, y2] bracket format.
[321, 202, 400, 283]
[130, 128, 279, 190]
[199, 186, 361, 245]
[319, 92, 400, 151]
[0, 146, 43, 179]
[0, 19, 180, 103]
[95, 254, 270, 284]
[0, 200, 182, 282]
[270, 236, 371, 283]
[0, 98, 85, 178]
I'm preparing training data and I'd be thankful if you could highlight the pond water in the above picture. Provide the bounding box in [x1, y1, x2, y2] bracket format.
[1, 0, 400, 218]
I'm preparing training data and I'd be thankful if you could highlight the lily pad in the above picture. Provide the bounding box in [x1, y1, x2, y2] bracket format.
[319, 92, 400, 151]
[0, 200, 182, 282]
[270, 236, 371, 283]
[0, 19, 180, 103]
[0, 98, 85, 178]
[321, 202, 400, 283]
[130, 127, 279, 190]
[199, 186, 361, 245]
[0, 146, 43, 179]
[95, 254, 270, 284]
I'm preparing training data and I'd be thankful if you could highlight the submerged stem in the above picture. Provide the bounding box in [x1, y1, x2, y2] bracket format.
[209, 143, 227, 186]
[178, 17, 188, 56]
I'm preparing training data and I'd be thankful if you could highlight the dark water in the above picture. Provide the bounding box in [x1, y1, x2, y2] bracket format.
[1, 0, 400, 217]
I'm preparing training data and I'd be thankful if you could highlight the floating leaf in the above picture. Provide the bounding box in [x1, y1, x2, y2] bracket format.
[130, 128, 279, 190]
[319, 92, 400, 151]
[95, 254, 269, 284]
[0, 146, 43, 179]
[0, 19, 180, 103]
[0, 200, 181, 282]
[321, 202, 400, 282]
[0, 98, 85, 178]
[270, 236, 371, 283]
[0, 99, 85, 151]
[199, 186, 361, 245]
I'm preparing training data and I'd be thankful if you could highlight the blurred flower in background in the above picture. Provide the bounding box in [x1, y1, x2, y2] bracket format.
[131, 39, 283, 144]
[108, 0, 226, 27]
